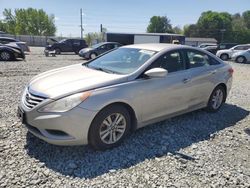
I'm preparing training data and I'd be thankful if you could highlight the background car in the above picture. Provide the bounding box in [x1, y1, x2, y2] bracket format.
[0, 37, 30, 53]
[216, 44, 250, 60]
[198, 43, 217, 48]
[201, 45, 218, 55]
[45, 38, 88, 54]
[18, 44, 233, 150]
[231, 49, 250, 63]
[79, 42, 122, 59]
[0, 43, 25, 61]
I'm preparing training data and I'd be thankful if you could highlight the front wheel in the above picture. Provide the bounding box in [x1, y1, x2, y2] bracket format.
[220, 54, 229, 61]
[89, 53, 97, 59]
[88, 105, 131, 150]
[206, 86, 226, 113]
[0, 51, 13, 61]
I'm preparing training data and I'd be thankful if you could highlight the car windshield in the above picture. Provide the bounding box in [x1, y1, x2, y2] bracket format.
[85, 48, 156, 74]
[91, 43, 105, 48]
[59, 39, 66, 43]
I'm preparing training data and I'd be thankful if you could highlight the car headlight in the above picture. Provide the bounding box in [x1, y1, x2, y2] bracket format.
[38, 91, 91, 112]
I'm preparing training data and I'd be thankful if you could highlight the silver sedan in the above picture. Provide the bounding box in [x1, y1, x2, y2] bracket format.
[18, 44, 233, 150]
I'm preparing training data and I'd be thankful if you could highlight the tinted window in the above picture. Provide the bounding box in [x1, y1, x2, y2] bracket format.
[186, 50, 210, 68]
[107, 44, 114, 50]
[72, 40, 81, 46]
[234, 46, 246, 50]
[151, 51, 184, 73]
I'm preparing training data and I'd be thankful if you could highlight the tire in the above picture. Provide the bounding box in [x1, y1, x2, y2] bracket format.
[55, 48, 61, 55]
[220, 54, 229, 61]
[89, 53, 97, 59]
[0, 51, 13, 61]
[88, 105, 131, 150]
[206, 86, 226, 113]
[236, 56, 247, 64]
[74, 51, 79, 55]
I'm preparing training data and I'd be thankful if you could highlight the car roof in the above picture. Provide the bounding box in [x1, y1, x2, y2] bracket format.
[121, 43, 192, 52]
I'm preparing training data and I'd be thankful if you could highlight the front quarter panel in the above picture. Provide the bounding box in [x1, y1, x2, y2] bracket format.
[78, 80, 143, 122]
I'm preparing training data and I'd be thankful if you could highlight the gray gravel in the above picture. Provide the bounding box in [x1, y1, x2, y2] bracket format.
[0, 47, 250, 187]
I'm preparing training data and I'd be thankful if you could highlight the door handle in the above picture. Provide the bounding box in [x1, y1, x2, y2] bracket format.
[183, 78, 191, 83]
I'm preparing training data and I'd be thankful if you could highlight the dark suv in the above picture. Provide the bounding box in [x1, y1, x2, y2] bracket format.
[45, 38, 88, 54]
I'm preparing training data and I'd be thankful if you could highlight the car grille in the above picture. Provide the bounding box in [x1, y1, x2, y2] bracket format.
[23, 90, 47, 109]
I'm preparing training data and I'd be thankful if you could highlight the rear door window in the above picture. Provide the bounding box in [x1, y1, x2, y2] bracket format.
[186, 50, 210, 68]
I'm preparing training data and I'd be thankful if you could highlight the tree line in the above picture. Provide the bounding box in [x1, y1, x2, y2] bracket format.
[147, 10, 250, 43]
[1, 8, 250, 44]
[0, 8, 56, 36]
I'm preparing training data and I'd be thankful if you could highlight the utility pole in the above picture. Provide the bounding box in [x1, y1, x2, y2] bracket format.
[220, 29, 226, 43]
[80, 8, 83, 39]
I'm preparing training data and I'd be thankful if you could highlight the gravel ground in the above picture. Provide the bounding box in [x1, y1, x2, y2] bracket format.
[0, 47, 250, 187]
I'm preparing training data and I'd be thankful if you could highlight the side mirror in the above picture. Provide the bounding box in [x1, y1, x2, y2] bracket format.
[144, 68, 168, 78]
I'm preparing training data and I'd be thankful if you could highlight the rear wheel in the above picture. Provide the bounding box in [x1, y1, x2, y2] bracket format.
[88, 105, 131, 150]
[0, 51, 13, 61]
[220, 54, 229, 61]
[236, 56, 246, 64]
[206, 86, 226, 113]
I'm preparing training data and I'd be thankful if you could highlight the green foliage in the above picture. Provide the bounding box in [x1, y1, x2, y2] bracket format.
[172, 26, 183, 34]
[147, 16, 173, 33]
[85, 32, 105, 46]
[196, 11, 232, 42]
[184, 10, 250, 43]
[242, 10, 250, 29]
[183, 24, 199, 37]
[1, 8, 56, 36]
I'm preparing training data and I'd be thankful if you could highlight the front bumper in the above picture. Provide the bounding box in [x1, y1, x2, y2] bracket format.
[18, 103, 98, 146]
[79, 51, 90, 58]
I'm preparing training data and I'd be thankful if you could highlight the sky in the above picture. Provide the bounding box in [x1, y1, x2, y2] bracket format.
[0, 0, 250, 37]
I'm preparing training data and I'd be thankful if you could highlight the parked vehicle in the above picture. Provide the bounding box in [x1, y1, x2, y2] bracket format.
[0, 37, 30, 53]
[0, 43, 25, 61]
[216, 44, 250, 60]
[44, 38, 88, 54]
[217, 43, 238, 50]
[231, 49, 250, 63]
[79, 42, 122, 59]
[198, 43, 217, 48]
[202, 45, 218, 55]
[18, 44, 233, 150]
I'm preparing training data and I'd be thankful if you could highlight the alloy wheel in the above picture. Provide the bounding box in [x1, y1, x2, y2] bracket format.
[0, 51, 11, 60]
[211, 89, 224, 110]
[99, 113, 126, 144]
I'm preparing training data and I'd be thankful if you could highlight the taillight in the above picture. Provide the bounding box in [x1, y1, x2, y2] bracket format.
[228, 68, 234, 75]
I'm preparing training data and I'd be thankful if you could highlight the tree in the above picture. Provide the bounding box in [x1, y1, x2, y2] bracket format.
[1, 8, 56, 36]
[172, 26, 183, 34]
[183, 24, 199, 37]
[242, 10, 250, 29]
[196, 11, 232, 42]
[85, 32, 105, 46]
[147, 16, 173, 33]
[0, 21, 7, 32]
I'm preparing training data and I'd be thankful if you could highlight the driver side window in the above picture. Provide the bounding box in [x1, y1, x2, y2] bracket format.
[150, 51, 184, 73]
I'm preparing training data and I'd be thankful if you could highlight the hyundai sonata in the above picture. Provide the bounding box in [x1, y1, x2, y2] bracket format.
[18, 44, 233, 150]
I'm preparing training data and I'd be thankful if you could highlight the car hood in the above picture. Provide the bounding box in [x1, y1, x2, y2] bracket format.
[28, 64, 127, 99]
